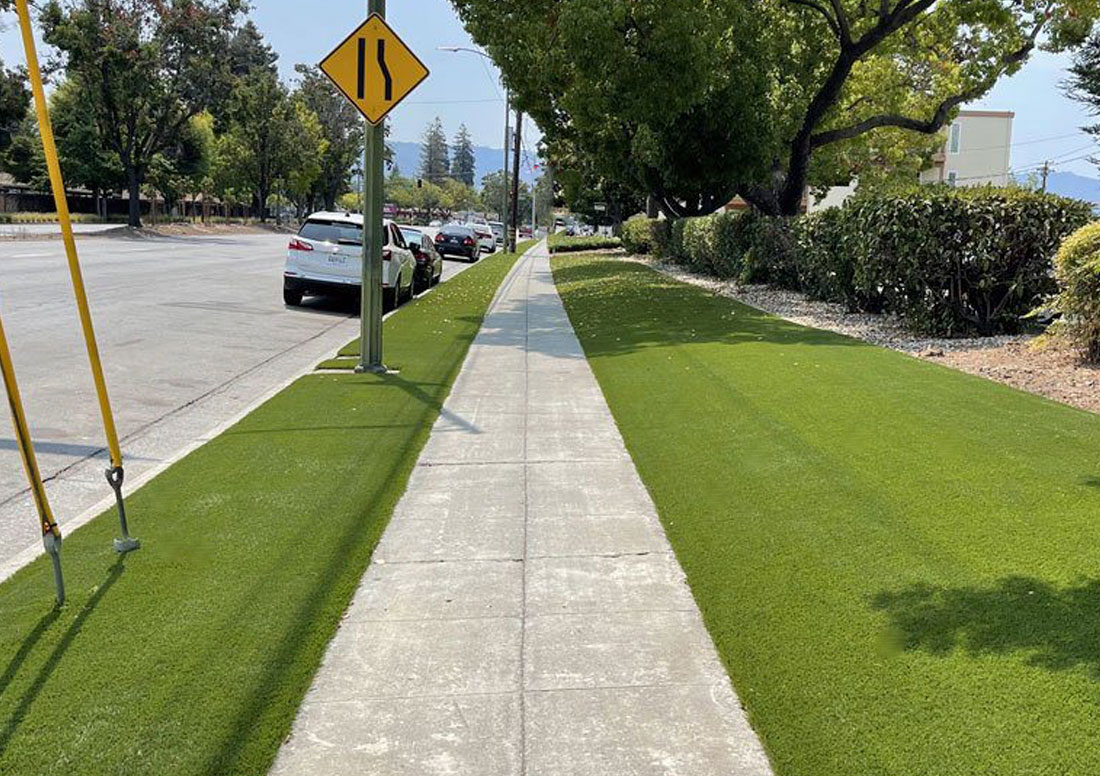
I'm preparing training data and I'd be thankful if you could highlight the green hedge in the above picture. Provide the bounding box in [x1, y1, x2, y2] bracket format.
[622, 214, 670, 257]
[548, 233, 622, 253]
[1049, 221, 1100, 361]
[626, 187, 1092, 336]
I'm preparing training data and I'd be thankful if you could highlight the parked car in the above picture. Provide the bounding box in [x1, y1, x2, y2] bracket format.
[400, 226, 444, 292]
[489, 221, 505, 246]
[284, 212, 416, 309]
[467, 222, 496, 253]
[434, 224, 481, 262]
[520, 225, 533, 238]
[429, 219, 443, 228]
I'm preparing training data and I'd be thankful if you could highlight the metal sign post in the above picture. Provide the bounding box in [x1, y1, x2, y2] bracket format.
[361, 56, 386, 373]
[320, 6, 428, 372]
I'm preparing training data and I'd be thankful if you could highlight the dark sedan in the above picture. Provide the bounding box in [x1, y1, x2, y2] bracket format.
[400, 226, 444, 293]
[434, 225, 481, 262]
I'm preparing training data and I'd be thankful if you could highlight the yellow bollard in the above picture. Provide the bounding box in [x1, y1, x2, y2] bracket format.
[16, 0, 138, 553]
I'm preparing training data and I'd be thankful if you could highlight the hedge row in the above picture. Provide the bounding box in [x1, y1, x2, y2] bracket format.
[548, 233, 623, 253]
[623, 187, 1093, 337]
[1050, 222, 1100, 360]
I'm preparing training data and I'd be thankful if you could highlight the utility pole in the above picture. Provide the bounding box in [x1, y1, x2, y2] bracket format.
[1040, 161, 1051, 192]
[503, 88, 511, 223]
[509, 109, 523, 252]
[358, 0, 387, 374]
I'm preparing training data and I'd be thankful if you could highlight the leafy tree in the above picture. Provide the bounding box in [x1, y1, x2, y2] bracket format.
[454, 0, 1098, 216]
[294, 64, 364, 211]
[217, 70, 323, 221]
[1067, 30, 1100, 161]
[1, 117, 47, 188]
[283, 100, 327, 216]
[51, 79, 125, 216]
[418, 116, 450, 183]
[228, 20, 277, 78]
[450, 123, 476, 186]
[40, 0, 245, 226]
[479, 169, 509, 219]
[0, 58, 29, 156]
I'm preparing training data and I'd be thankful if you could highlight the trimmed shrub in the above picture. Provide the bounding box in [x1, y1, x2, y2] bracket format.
[624, 214, 655, 254]
[635, 186, 1090, 337]
[681, 216, 719, 273]
[548, 234, 622, 253]
[1050, 221, 1100, 361]
[850, 187, 1092, 336]
[741, 215, 802, 290]
[711, 211, 754, 279]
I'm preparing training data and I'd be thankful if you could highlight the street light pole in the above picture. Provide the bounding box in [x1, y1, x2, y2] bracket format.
[503, 87, 511, 223]
[436, 46, 511, 222]
[358, 0, 387, 373]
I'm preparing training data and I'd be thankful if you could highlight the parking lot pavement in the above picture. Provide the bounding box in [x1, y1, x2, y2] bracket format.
[0, 231, 476, 576]
[270, 242, 773, 776]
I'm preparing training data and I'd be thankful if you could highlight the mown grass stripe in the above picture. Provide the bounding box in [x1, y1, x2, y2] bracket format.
[553, 255, 1100, 776]
[0, 247, 522, 776]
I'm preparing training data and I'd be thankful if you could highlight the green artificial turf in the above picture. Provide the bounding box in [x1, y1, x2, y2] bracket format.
[552, 255, 1100, 776]
[0, 248, 522, 775]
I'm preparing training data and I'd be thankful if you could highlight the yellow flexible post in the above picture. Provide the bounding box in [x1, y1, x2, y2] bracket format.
[17, 0, 137, 553]
[0, 307, 65, 605]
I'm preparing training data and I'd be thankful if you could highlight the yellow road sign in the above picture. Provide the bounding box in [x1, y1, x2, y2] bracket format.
[320, 14, 429, 125]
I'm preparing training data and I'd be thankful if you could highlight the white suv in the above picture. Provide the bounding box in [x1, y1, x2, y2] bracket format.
[284, 213, 416, 308]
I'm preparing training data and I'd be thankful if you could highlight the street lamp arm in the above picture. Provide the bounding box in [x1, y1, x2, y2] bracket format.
[436, 45, 491, 58]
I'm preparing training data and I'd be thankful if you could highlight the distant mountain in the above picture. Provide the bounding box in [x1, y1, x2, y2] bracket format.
[1041, 170, 1100, 205]
[389, 141, 541, 187]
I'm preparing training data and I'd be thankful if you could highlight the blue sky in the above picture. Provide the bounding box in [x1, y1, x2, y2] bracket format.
[0, 2, 1096, 177]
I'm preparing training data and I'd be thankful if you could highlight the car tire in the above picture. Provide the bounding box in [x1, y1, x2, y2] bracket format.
[383, 286, 397, 310]
[283, 288, 303, 306]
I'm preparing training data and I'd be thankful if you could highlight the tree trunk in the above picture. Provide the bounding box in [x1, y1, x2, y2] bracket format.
[127, 168, 142, 228]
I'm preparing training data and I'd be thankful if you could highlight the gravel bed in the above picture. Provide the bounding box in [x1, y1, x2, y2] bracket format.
[633, 256, 1100, 415]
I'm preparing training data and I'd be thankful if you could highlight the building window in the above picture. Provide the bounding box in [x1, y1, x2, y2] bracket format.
[946, 171, 958, 187]
[948, 123, 961, 154]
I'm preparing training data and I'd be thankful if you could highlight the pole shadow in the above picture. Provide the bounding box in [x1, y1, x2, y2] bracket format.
[0, 558, 126, 755]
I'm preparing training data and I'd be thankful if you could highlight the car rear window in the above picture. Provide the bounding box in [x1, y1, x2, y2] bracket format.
[299, 220, 362, 245]
[441, 227, 474, 237]
[400, 228, 422, 244]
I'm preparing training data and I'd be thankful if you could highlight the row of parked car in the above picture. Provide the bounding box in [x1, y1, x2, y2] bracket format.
[282, 212, 502, 308]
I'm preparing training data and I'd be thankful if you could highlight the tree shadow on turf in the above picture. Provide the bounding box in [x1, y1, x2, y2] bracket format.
[0, 558, 125, 753]
[871, 576, 1100, 679]
[1081, 476, 1100, 489]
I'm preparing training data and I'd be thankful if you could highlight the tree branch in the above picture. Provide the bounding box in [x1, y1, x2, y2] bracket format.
[783, 0, 841, 39]
[811, 14, 1045, 149]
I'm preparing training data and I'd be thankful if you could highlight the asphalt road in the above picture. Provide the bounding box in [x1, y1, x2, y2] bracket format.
[0, 230, 481, 574]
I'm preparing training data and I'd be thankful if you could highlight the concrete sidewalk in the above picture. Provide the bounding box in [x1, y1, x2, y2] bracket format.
[270, 242, 773, 775]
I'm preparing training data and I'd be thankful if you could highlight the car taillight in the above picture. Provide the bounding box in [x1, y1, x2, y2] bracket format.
[464, 237, 475, 246]
[382, 248, 392, 260]
[288, 238, 313, 252]
[434, 233, 445, 242]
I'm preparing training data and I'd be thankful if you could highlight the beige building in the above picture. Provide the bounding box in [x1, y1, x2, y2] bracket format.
[919, 109, 1014, 187]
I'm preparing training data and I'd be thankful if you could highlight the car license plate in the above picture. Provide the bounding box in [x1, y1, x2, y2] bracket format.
[327, 254, 348, 265]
